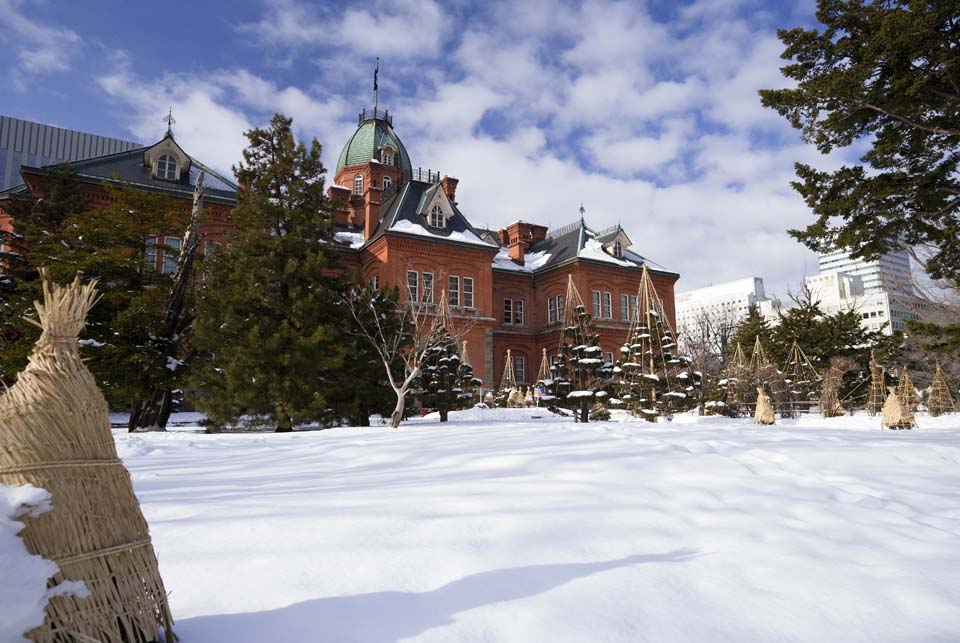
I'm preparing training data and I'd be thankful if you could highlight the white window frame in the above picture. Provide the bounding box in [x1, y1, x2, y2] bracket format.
[605, 351, 613, 365]
[422, 271, 434, 304]
[382, 175, 392, 193]
[448, 275, 460, 307]
[162, 236, 182, 275]
[407, 269, 418, 301]
[157, 154, 177, 180]
[621, 294, 629, 321]
[463, 277, 474, 309]
[548, 296, 557, 324]
[603, 291, 612, 319]
[503, 299, 513, 324]
[613, 240, 623, 258]
[382, 149, 394, 165]
[515, 299, 524, 325]
[370, 274, 379, 289]
[429, 204, 446, 228]
[557, 294, 564, 322]
[514, 355, 526, 384]
[354, 174, 364, 196]
[592, 290, 601, 318]
[630, 295, 638, 320]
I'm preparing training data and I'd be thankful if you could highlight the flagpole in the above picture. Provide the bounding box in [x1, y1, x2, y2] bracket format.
[374, 57, 379, 115]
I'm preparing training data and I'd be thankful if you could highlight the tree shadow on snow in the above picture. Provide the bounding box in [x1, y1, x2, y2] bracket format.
[177, 548, 698, 642]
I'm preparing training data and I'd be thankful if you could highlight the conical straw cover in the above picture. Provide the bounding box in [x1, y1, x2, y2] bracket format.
[0, 271, 175, 642]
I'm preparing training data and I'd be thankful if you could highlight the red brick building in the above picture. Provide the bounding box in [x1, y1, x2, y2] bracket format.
[1, 110, 680, 388]
[327, 108, 680, 386]
[0, 130, 237, 269]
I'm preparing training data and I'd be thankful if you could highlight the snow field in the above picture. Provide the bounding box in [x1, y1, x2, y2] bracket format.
[104, 410, 960, 642]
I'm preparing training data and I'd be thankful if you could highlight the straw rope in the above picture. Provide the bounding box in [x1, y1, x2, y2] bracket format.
[0, 271, 176, 643]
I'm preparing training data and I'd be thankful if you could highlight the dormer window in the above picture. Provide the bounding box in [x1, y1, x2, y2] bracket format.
[156, 154, 177, 180]
[382, 149, 394, 165]
[429, 204, 446, 228]
[613, 240, 623, 258]
[354, 174, 363, 195]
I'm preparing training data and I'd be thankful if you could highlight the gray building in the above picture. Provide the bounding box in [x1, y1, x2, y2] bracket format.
[0, 116, 140, 191]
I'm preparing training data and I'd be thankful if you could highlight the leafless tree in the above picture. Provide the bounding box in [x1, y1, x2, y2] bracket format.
[344, 269, 475, 428]
[679, 305, 743, 413]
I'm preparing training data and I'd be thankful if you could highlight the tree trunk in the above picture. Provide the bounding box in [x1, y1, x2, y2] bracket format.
[127, 397, 143, 433]
[275, 402, 293, 433]
[439, 404, 449, 422]
[356, 405, 370, 427]
[580, 399, 589, 423]
[130, 389, 173, 432]
[130, 172, 205, 432]
[390, 391, 405, 428]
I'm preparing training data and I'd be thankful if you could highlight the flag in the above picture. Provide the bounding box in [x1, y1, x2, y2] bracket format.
[374, 58, 379, 92]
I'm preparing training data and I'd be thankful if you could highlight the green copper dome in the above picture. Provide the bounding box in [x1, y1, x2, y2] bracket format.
[335, 111, 412, 177]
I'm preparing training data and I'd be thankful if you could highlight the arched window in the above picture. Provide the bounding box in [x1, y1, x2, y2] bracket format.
[612, 240, 623, 258]
[429, 204, 445, 228]
[354, 174, 363, 195]
[382, 150, 394, 165]
[383, 175, 392, 193]
[156, 154, 177, 180]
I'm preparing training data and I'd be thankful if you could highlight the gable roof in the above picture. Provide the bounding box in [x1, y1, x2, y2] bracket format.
[366, 180, 498, 250]
[493, 219, 676, 277]
[2, 139, 238, 206]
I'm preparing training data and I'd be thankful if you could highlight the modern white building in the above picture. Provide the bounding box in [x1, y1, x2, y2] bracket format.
[806, 248, 927, 334]
[675, 277, 781, 350]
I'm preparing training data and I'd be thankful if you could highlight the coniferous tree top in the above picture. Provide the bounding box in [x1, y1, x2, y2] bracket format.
[760, 1, 960, 288]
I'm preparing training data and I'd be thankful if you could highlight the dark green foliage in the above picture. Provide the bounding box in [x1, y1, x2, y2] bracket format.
[0, 169, 186, 409]
[551, 304, 603, 422]
[416, 327, 479, 422]
[728, 304, 770, 361]
[188, 114, 348, 432]
[760, 0, 960, 348]
[618, 310, 701, 420]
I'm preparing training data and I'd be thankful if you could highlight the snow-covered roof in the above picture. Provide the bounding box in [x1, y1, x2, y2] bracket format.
[369, 181, 499, 250]
[491, 219, 674, 276]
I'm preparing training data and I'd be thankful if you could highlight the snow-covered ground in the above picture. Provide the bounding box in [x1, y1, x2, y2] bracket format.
[8, 409, 960, 641]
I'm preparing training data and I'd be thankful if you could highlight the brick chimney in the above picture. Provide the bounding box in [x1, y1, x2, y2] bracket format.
[497, 220, 548, 262]
[440, 175, 459, 203]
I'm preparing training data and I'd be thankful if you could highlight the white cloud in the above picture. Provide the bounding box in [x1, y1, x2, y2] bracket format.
[85, 0, 827, 295]
[0, 0, 82, 82]
[239, 0, 450, 59]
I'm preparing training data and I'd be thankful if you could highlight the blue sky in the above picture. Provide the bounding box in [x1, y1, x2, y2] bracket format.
[0, 0, 848, 295]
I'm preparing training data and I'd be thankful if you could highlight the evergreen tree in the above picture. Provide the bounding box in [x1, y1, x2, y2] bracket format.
[416, 329, 479, 422]
[551, 277, 603, 422]
[188, 114, 347, 432]
[728, 304, 770, 361]
[1, 164, 91, 381]
[760, 1, 960, 350]
[0, 174, 186, 411]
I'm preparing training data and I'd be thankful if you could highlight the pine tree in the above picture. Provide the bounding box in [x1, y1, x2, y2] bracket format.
[418, 333, 478, 422]
[188, 114, 347, 432]
[618, 266, 699, 421]
[729, 304, 770, 360]
[552, 276, 603, 422]
[1, 175, 186, 411]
